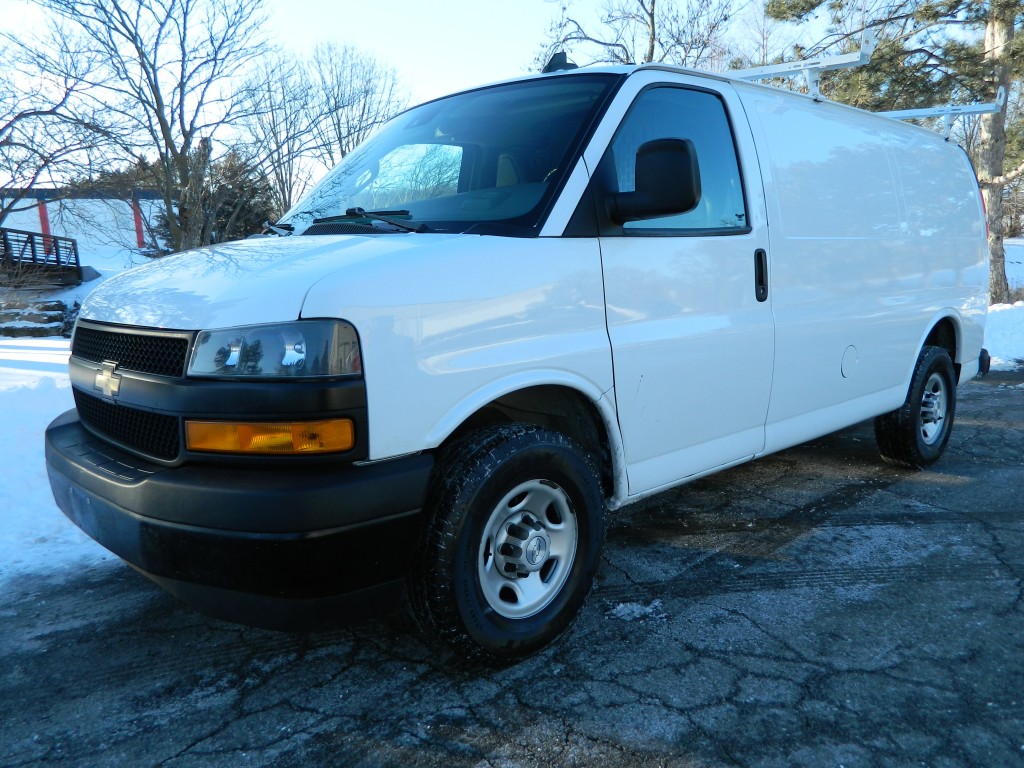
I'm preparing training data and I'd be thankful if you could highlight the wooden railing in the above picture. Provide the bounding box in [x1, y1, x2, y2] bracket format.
[0, 227, 82, 285]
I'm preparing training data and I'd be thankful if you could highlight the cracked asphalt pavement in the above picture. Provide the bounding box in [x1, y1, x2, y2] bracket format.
[3, 371, 1023, 767]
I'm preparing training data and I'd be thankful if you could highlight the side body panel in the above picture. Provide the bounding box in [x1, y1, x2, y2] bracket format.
[733, 82, 988, 455]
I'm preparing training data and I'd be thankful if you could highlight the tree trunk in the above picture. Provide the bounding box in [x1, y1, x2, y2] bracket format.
[178, 139, 212, 251]
[977, 1, 1015, 305]
[645, 0, 657, 64]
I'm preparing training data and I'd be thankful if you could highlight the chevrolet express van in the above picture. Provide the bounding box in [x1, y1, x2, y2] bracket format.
[45, 63, 989, 662]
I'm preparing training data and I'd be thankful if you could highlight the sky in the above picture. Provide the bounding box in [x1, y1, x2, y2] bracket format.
[0, 0, 825, 107]
[0, 0, 581, 106]
[261, 0, 566, 104]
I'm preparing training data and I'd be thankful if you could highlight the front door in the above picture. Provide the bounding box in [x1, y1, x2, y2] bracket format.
[596, 79, 774, 495]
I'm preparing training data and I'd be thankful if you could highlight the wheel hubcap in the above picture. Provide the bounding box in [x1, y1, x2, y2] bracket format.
[478, 479, 578, 619]
[919, 372, 948, 445]
[494, 512, 552, 577]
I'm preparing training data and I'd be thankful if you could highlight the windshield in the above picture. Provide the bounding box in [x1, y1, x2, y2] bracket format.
[279, 74, 619, 236]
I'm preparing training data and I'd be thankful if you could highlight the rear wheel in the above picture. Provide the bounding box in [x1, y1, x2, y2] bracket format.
[410, 424, 604, 663]
[875, 345, 957, 468]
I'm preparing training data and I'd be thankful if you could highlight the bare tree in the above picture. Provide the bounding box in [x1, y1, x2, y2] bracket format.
[0, 28, 111, 225]
[237, 45, 406, 223]
[307, 43, 406, 168]
[729, 4, 801, 68]
[237, 56, 321, 219]
[32, 0, 271, 253]
[540, 0, 737, 70]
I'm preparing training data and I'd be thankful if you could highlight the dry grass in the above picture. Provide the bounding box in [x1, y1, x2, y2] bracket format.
[1, 266, 58, 293]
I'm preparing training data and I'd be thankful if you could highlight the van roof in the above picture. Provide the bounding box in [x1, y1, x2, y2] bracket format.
[423, 61, 948, 143]
[465, 61, 829, 106]
[534, 61, 949, 138]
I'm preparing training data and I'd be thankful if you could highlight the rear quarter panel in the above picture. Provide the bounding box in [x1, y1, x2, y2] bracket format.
[734, 83, 987, 452]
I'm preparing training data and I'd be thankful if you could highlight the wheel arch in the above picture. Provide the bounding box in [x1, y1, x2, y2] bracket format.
[431, 380, 622, 501]
[920, 313, 961, 379]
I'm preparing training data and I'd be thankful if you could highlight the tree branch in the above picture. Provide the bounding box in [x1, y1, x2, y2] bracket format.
[982, 158, 1024, 188]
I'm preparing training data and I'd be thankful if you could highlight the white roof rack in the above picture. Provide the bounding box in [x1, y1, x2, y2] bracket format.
[731, 30, 877, 101]
[730, 25, 1005, 142]
[879, 86, 1007, 139]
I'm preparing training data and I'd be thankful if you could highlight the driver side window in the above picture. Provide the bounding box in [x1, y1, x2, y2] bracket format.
[611, 87, 748, 234]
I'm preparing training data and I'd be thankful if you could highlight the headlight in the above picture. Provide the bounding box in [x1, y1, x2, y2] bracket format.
[188, 320, 361, 378]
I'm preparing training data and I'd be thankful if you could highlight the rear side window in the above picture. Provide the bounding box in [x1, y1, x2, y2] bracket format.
[609, 87, 748, 234]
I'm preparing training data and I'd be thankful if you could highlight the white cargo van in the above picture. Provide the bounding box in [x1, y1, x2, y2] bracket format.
[46, 62, 989, 662]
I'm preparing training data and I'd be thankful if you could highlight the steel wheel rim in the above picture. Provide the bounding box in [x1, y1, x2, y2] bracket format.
[919, 371, 948, 445]
[478, 479, 578, 619]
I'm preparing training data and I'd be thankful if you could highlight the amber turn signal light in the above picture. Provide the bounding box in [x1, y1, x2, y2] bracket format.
[185, 418, 355, 455]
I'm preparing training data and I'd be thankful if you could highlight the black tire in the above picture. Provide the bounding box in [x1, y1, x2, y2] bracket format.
[875, 345, 957, 468]
[410, 424, 605, 663]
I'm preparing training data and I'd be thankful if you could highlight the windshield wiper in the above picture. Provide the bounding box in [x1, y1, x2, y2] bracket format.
[263, 221, 294, 237]
[343, 207, 429, 233]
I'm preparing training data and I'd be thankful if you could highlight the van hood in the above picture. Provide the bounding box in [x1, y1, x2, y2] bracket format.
[80, 233, 469, 330]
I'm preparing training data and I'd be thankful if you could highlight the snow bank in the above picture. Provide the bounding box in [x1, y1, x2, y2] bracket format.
[986, 302, 1024, 370]
[0, 341, 113, 583]
[1005, 238, 1024, 288]
[985, 238, 1024, 370]
[0, 338, 73, 391]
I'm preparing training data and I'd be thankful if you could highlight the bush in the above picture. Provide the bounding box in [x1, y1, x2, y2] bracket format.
[62, 301, 80, 337]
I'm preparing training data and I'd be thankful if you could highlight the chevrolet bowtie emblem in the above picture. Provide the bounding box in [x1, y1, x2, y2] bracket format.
[95, 360, 122, 398]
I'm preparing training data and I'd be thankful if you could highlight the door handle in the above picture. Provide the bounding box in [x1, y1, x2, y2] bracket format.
[754, 249, 768, 303]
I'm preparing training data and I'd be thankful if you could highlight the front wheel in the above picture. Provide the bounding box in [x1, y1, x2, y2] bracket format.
[875, 345, 957, 468]
[410, 424, 604, 663]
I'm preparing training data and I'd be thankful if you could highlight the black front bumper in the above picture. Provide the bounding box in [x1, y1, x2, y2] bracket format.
[45, 409, 433, 625]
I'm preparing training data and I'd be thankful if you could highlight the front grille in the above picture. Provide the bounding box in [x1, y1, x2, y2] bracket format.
[72, 325, 190, 377]
[74, 389, 180, 461]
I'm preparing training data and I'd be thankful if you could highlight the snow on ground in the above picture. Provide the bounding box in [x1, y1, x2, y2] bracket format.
[1, 242, 1023, 586]
[987, 301, 1024, 369]
[0, 254, 137, 583]
[0, 348, 114, 581]
[991, 238, 1024, 370]
[1007, 237, 1024, 283]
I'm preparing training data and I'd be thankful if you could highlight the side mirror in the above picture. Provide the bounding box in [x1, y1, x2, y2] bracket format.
[608, 138, 701, 224]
